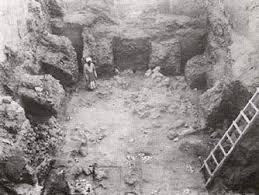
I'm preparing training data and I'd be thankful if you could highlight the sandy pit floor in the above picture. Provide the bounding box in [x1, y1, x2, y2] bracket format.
[59, 71, 208, 195]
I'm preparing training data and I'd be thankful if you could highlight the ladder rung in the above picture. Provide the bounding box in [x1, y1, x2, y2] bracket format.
[211, 153, 219, 165]
[218, 143, 227, 156]
[226, 133, 234, 145]
[204, 161, 212, 176]
[249, 101, 259, 112]
[233, 121, 242, 134]
[240, 111, 250, 124]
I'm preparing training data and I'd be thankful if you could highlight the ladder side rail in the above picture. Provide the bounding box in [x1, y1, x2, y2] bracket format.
[241, 91, 258, 114]
[249, 101, 259, 112]
[250, 89, 259, 102]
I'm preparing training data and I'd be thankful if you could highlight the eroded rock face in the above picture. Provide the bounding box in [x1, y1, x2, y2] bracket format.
[43, 169, 71, 195]
[0, 96, 29, 135]
[0, 95, 32, 160]
[0, 96, 37, 192]
[200, 81, 251, 129]
[206, 0, 259, 89]
[1, 156, 35, 185]
[134, 13, 207, 67]
[185, 55, 212, 90]
[45, 0, 64, 18]
[150, 39, 181, 76]
[36, 33, 79, 86]
[17, 74, 65, 117]
[0, 155, 36, 195]
[22, 117, 64, 166]
[113, 36, 152, 71]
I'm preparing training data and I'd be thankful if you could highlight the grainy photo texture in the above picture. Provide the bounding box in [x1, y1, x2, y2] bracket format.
[0, 0, 258, 194]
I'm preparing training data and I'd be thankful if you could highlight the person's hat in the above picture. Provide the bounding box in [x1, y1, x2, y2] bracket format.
[85, 57, 92, 63]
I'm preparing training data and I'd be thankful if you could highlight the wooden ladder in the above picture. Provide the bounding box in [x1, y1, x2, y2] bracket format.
[201, 88, 259, 187]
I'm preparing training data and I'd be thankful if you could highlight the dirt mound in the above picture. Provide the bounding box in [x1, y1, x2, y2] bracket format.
[200, 80, 251, 130]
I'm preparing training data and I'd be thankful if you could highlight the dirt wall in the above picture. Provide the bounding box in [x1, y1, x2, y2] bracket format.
[114, 0, 207, 20]
[206, 0, 259, 90]
[0, 0, 31, 62]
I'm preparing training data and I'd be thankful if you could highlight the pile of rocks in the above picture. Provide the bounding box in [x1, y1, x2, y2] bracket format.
[145, 66, 170, 88]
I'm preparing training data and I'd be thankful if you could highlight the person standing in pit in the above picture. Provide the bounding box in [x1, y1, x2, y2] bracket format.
[84, 57, 97, 90]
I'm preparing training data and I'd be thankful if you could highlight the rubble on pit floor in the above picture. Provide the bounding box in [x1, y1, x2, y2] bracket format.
[144, 67, 170, 88]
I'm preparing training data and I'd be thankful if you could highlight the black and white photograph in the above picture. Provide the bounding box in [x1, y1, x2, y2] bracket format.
[0, 0, 258, 194]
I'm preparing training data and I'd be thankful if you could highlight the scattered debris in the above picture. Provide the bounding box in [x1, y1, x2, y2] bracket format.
[124, 174, 139, 186]
[34, 86, 43, 92]
[167, 131, 179, 140]
[210, 131, 219, 139]
[186, 164, 195, 174]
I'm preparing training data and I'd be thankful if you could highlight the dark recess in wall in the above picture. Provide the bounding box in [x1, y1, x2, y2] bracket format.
[113, 36, 152, 72]
[21, 95, 55, 120]
[52, 22, 84, 74]
[181, 32, 208, 72]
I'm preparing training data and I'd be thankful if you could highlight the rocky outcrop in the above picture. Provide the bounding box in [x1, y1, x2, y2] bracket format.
[48, 0, 117, 75]
[185, 55, 212, 90]
[5, 71, 65, 118]
[135, 13, 207, 68]
[0, 96, 30, 135]
[204, 0, 259, 89]
[0, 156, 35, 185]
[45, 0, 64, 18]
[17, 74, 65, 117]
[22, 117, 64, 165]
[150, 39, 181, 76]
[0, 96, 32, 160]
[0, 96, 37, 193]
[0, 0, 50, 63]
[0, 0, 36, 62]
[113, 35, 152, 72]
[200, 81, 251, 130]
[36, 33, 79, 86]
[43, 169, 71, 195]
